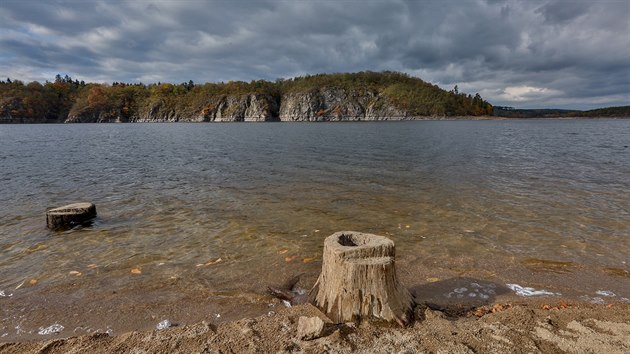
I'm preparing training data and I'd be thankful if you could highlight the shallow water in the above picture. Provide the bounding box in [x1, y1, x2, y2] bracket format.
[1, 120, 629, 339]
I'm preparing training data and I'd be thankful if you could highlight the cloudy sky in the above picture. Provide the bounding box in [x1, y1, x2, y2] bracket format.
[1, 0, 628, 109]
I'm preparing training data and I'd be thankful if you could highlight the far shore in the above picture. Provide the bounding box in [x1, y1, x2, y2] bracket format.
[2, 115, 630, 124]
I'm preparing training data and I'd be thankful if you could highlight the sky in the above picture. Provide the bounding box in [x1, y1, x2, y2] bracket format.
[0, 0, 628, 109]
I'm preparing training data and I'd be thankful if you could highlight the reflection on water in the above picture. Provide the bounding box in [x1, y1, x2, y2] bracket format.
[0, 120, 629, 331]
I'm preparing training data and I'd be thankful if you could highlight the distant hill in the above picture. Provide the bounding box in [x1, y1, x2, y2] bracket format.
[568, 106, 630, 118]
[0, 72, 492, 123]
[493, 106, 630, 118]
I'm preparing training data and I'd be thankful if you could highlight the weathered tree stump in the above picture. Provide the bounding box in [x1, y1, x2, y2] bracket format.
[312, 231, 413, 326]
[46, 202, 97, 230]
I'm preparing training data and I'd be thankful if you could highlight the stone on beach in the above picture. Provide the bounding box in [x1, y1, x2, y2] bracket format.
[297, 316, 325, 340]
[156, 320, 172, 330]
[46, 202, 97, 230]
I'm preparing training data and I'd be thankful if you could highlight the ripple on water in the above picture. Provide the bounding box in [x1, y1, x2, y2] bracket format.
[0, 121, 629, 329]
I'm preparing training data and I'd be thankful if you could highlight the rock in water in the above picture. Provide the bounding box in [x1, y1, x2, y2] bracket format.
[46, 202, 97, 230]
[297, 316, 325, 340]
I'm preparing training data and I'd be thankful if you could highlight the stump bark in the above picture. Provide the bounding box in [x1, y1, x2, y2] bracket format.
[312, 231, 412, 326]
[46, 202, 97, 230]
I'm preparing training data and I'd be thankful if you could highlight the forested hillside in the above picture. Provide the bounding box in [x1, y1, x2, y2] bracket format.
[0, 72, 493, 123]
[493, 105, 630, 118]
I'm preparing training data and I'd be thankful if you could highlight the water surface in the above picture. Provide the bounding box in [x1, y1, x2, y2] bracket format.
[1, 120, 629, 339]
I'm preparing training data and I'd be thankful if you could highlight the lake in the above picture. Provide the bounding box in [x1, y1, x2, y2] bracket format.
[1, 119, 629, 340]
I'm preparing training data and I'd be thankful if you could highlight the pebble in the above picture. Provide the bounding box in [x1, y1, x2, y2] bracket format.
[580, 295, 605, 304]
[506, 283, 560, 297]
[38, 323, 64, 335]
[297, 316, 325, 340]
[156, 320, 172, 330]
[595, 290, 615, 297]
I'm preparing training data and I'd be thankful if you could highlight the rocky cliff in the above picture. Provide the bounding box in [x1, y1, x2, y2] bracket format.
[279, 89, 408, 121]
[65, 89, 410, 123]
[195, 94, 279, 122]
[66, 93, 280, 123]
[0, 71, 495, 123]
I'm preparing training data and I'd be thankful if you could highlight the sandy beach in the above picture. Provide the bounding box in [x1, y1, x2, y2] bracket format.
[2, 240, 629, 353]
[2, 299, 629, 354]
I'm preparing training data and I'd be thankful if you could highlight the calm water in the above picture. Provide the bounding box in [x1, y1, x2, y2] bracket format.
[1, 120, 630, 338]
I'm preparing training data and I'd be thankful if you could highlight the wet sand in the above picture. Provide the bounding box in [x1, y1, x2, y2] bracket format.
[2, 300, 629, 353]
[1, 254, 628, 351]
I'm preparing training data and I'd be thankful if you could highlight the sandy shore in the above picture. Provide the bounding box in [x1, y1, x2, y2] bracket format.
[2, 254, 629, 353]
[2, 299, 629, 354]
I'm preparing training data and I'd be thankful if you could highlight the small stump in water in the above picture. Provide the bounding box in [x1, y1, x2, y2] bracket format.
[46, 202, 97, 230]
[312, 231, 412, 326]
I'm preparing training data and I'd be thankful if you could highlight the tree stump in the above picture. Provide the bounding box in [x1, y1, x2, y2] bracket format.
[312, 231, 412, 326]
[46, 202, 97, 230]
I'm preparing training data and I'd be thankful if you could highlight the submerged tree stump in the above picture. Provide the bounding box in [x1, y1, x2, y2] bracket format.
[312, 231, 412, 326]
[46, 202, 97, 230]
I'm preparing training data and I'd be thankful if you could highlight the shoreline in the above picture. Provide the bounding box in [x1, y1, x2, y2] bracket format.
[2, 299, 629, 353]
[1, 116, 630, 124]
[2, 252, 628, 345]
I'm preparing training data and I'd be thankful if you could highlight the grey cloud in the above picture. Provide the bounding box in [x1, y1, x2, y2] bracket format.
[0, 0, 628, 109]
[535, 1, 591, 24]
[0, 1, 117, 35]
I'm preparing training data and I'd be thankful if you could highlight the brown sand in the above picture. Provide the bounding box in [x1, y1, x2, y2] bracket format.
[2, 300, 628, 354]
[2, 253, 628, 352]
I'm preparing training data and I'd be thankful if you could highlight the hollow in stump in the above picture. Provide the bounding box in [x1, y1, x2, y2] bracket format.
[46, 202, 97, 230]
[312, 231, 412, 326]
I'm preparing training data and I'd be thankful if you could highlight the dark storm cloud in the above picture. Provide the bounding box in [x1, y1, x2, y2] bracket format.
[535, 1, 591, 24]
[0, 0, 627, 108]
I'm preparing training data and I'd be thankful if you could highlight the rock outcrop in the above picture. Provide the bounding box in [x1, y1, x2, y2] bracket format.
[66, 106, 127, 123]
[279, 89, 409, 121]
[65, 89, 413, 123]
[66, 94, 280, 123]
[196, 94, 279, 122]
[22, 89, 430, 123]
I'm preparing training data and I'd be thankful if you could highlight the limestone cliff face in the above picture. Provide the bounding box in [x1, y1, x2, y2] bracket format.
[195, 94, 279, 122]
[60, 89, 416, 123]
[66, 106, 127, 123]
[66, 94, 280, 123]
[279, 89, 409, 121]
